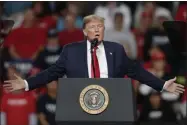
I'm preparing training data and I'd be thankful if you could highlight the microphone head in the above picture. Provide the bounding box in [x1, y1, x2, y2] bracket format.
[91, 38, 99, 48]
[93, 38, 98, 41]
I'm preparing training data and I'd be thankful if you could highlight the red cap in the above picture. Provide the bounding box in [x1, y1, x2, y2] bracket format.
[151, 51, 165, 60]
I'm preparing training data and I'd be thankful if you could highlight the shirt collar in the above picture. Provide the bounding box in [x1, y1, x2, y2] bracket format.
[87, 40, 103, 51]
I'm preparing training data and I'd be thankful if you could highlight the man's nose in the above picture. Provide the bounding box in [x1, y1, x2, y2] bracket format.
[95, 27, 99, 32]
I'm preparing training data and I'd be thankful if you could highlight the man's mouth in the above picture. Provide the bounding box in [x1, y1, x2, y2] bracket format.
[95, 34, 100, 37]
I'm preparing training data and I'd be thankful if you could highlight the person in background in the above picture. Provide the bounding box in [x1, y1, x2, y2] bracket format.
[33, 29, 62, 71]
[3, 9, 46, 60]
[137, 49, 172, 114]
[27, 68, 47, 98]
[134, 1, 156, 28]
[138, 91, 177, 122]
[56, 2, 83, 32]
[143, 7, 173, 61]
[94, 1, 132, 30]
[32, 1, 58, 31]
[143, 7, 177, 75]
[37, 81, 57, 125]
[145, 49, 171, 80]
[32, 1, 53, 17]
[58, 14, 84, 47]
[104, 12, 137, 60]
[2, 2, 32, 29]
[31, 29, 61, 97]
[148, 49, 180, 105]
[132, 11, 153, 61]
[0, 65, 37, 125]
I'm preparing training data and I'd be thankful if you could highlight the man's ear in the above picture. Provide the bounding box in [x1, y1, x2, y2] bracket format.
[83, 30, 87, 36]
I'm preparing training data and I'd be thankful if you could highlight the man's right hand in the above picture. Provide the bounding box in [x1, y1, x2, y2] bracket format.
[3, 74, 26, 92]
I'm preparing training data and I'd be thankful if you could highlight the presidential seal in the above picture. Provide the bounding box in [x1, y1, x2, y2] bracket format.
[79, 85, 109, 115]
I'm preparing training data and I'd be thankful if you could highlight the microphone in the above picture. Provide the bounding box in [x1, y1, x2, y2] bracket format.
[90, 38, 99, 78]
[91, 38, 99, 50]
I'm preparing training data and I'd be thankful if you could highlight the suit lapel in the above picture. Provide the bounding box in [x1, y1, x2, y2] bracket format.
[81, 41, 89, 78]
[103, 41, 114, 78]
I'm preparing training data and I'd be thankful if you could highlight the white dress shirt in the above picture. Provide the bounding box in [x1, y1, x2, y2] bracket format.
[87, 40, 108, 78]
[24, 41, 109, 91]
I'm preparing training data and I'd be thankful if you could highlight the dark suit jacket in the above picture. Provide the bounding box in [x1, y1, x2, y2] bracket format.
[27, 41, 165, 91]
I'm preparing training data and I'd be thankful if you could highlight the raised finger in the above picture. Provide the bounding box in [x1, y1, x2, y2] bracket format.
[175, 89, 184, 93]
[176, 87, 185, 91]
[3, 83, 12, 88]
[176, 84, 184, 88]
[4, 80, 14, 83]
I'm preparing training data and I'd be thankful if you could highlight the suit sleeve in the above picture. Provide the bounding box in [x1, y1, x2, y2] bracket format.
[26, 46, 68, 90]
[120, 45, 165, 91]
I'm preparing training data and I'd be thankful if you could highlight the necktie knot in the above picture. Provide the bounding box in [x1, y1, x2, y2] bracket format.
[94, 46, 98, 51]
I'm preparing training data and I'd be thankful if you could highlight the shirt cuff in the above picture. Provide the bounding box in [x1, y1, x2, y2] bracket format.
[24, 80, 29, 91]
[161, 81, 167, 92]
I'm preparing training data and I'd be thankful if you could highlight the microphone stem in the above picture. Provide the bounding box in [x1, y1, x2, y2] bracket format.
[91, 49, 96, 78]
[90, 38, 98, 78]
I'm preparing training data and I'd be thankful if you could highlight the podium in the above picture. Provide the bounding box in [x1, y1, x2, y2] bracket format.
[55, 78, 137, 125]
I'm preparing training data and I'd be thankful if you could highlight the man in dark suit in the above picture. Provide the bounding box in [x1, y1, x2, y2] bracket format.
[3, 15, 185, 95]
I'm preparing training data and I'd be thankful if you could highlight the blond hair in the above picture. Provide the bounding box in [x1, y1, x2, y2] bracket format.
[83, 15, 105, 29]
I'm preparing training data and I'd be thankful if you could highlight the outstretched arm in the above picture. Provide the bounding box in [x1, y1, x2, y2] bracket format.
[119, 45, 184, 94]
[26, 46, 68, 90]
[4, 46, 68, 92]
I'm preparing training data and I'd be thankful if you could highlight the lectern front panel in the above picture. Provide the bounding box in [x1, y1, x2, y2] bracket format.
[56, 78, 136, 125]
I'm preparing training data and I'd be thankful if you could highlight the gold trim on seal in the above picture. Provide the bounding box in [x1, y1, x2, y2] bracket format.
[79, 85, 109, 115]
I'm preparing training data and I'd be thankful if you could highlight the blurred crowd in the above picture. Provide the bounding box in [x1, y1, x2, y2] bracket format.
[0, 1, 186, 125]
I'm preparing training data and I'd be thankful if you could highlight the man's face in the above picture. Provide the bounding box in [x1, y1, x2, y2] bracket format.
[48, 37, 59, 46]
[114, 15, 123, 28]
[152, 60, 165, 71]
[84, 19, 104, 42]
[144, 2, 155, 13]
[33, 2, 43, 14]
[150, 94, 161, 108]
[140, 16, 152, 30]
[47, 81, 57, 91]
[24, 9, 35, 22]
[65, 15, 76, 29]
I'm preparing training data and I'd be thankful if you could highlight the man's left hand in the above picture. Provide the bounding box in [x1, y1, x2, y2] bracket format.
[163, 77, 185, 95]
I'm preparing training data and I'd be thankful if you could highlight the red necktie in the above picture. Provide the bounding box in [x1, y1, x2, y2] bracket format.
[91, 47, 100, 78]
